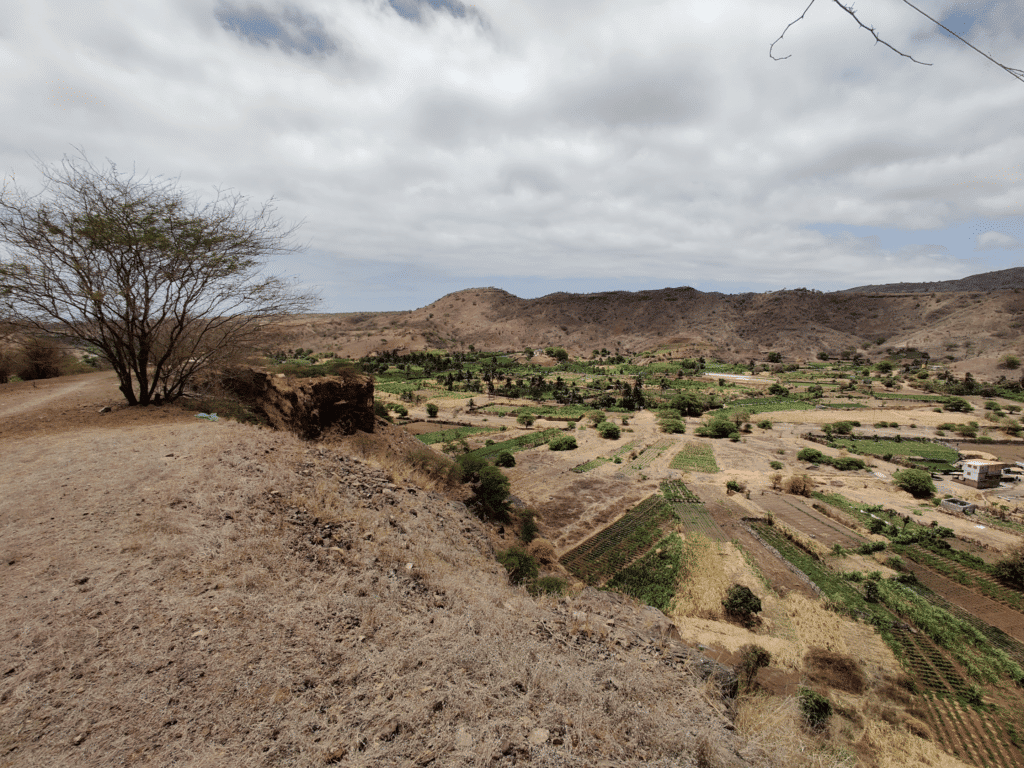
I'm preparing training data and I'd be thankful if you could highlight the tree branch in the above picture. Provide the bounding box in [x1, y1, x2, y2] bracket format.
[773, 0, 1024, 83]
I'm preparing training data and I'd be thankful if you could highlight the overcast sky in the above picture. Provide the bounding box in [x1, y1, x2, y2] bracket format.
[2, 0, 1023, 311]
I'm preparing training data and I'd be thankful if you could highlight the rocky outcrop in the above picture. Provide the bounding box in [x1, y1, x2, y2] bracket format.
[219, 367, 375, 439]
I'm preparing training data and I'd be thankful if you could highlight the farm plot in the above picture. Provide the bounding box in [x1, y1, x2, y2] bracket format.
[891, 625, 974, 700]
[757, 494, 865, 549]
[460, 428, 565, 462]
[896, 557, 1024, 645]
[415, 425, 500, 445]
[673, 502, 725, 541]
[669, 442, 720, 473]
[926, 696, 1024, 768]
[570, 439, 643, 473]
[616, 438, 676, 477]
[660, 479, 701, 503]
[720, 396, 816, 415]
[830, 437, 958, 472]
[559, 496, 677, 584]
[895, 544, 1024, 614]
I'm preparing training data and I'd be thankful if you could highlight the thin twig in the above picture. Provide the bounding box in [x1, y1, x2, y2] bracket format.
[772, 0, 1024, 84]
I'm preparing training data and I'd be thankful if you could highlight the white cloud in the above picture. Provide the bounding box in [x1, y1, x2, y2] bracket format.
[976, 230, 1022, 249]
[1, 0, 1023, 309]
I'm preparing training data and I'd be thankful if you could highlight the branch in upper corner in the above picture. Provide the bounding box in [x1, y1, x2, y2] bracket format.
[772, 0, 1024, 84]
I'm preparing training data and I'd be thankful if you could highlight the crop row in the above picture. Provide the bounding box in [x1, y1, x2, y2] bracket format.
[907, 582, 1024, 670]
[560, 496, 677, 584]
[460, 428, 566, 462]
[673, 502, 725, 541]
[719, 397, 815, 415]
[830, 437, 959, 463]
[616, 439, 676, 476]
[891, 625, 972, 699]
[873, 392, 951, 401]
[876, 579, 1024, 685]
[416, 425, 500, 445]
[893, 544, 1024, 612]
[659, 479, 701, 503]
[668, 443, 720, 473]
[927, 696, 1024, 768]
[604, 534, 683, 612]
[570, 457, 611, 473]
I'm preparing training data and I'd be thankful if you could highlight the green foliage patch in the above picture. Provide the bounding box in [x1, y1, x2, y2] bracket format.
[669, 443, 720, 472]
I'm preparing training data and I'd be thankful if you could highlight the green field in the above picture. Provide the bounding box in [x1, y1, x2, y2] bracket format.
[416, 425, 501, 445]
[669, 443, 720, 472]
[830, 437, 958, 471]
[459, 429, 565, 462]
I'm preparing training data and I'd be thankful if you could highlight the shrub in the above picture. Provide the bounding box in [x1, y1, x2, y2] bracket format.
[517, 413, 535, 427]
[695, 415, 739, 439]
[15, 336, 69, 380]
[999, 354, 1021, 370]
[586, 409, 606, 426]
[945, 397, 973, 413]
[799, 688, 833, 731]
[726, 479, 745, 494]
[892, 469, 935, 498]
[495, 451, 516, 468]
[425, 402, 439, 418]
[659, 418, 685, 434]
[373, 400, 392, 422]
[770, 460, 783, 470]
[767, 382, 788, 396]
[548, 435, 578, 451]
[472, 466, 511, 521]
[874, 421, 889, 429]
[737, 645, 772, 692]
[757, 419, 773, 430]
[527, 576, 568, 597]
[722, 584, 762, 628]
[613, 456, 622, 464]
[520, 512, 540, 543]
[864, 580, 880, 603]
[496, 547, 539, 585]
[994, 545, 1024, 590]
[798, 448, 824, 463]
[784, 474, 814, 496]
[597, 421, 621, 439]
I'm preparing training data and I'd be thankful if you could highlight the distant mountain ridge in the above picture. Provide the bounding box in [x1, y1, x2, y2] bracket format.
[837, 266, 1024, 294]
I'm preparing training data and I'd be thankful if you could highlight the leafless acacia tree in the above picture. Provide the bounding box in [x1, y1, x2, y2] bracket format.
[773, 0, 1024, 84]
[0, 152, 319, 405]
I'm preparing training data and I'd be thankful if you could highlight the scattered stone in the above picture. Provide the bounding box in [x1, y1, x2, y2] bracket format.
[528, 728, 549, 746]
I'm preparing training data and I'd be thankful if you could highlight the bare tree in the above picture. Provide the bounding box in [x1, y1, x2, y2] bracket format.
[772, 0, 1024, 84]
[0, 152, 319, 405]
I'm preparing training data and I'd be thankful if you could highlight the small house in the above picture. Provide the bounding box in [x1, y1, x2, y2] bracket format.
[960, 460, 1009, 489]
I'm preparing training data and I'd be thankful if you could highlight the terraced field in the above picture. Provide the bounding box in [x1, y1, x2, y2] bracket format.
[924, 696, 1024, 768]
[757, 493, 865, 549]
[673, 501, 726, 541]
[570, 439, 642, 473]
[669, 442, 719, 473]
[895, 544, 1024, 614]
[615, 438, 676, 477]
[558, 495, 677, 584]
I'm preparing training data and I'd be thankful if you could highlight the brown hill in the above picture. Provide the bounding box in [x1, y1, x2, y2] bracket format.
[837, 266, 1024, 294]
[281, 271, 1024, 369]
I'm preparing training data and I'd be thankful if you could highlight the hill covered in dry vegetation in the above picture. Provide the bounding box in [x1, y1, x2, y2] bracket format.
[280, 268, 1023, 375]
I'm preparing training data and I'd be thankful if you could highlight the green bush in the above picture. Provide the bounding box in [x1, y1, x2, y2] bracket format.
[520, 512, 540, 543]
[495, 451, 516, 468]
[496, 547, 538, 585]
[723, 584, 762, 628]
[472, 466, 511, 521]
[426, 402, 439, 418]
[597, 421, 621, 439]
[770, 461, 783, 470]
[798, 448, 824, 463]
[994, 546, 1024, 590]
[892, 469, 936, 498]
[696, 415, 739, 439]
[527, 576, 568, 597]
[757, 419, 773, 430]
[586, 409, 606, 426]
[945, 397, 973, 413]
[799, 688, 833, 730]
[738, 644, 771, 692]
[726, 479, 745, 494]
[517, 413, 535, 427]
[659, 418, 685, 434]
[548, 435, 578, 451]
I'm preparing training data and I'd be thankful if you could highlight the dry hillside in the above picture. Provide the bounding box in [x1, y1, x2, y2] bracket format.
[277, 269, 1023, 371]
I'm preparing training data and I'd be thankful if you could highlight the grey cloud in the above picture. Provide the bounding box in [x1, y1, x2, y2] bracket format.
[215, 2, 338, 56]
